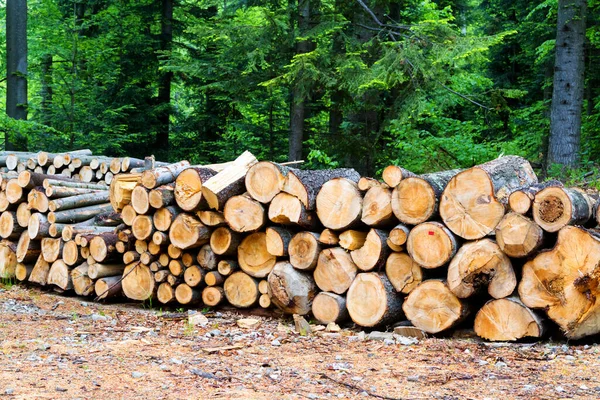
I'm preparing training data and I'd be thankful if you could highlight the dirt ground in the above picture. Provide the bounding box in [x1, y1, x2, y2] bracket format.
[0, 284, 598, 400]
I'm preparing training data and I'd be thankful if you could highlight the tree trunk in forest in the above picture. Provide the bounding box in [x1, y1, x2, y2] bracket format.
[40, 54, 53, 127]
[155, 0, 173, 156]
[547, 0, 587, 168]
[288, 0, 311, 161]
[5, 0, 28, 150]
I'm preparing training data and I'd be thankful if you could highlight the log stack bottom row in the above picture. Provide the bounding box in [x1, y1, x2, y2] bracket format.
[2, 150, 600, 342]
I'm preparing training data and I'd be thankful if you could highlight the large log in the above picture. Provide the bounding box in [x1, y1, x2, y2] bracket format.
[168, 213, 211, 249]
[223, 194, 266, 232]
[289, 232, 321, 271]
[0, 243, 17, 279]
[238, 232, 276, 278]
[265, 226, 293, 257]
[122, 262, 155, 301]
[154, 206, 180, 232]
[28, 255, 51, 286]
[403, 280, 469, 334]
[201, 151, 258, 210]
[381, 165, 415, 188]
[361, 186, 395, 227]
[519, 226, 600, 339]
[532, 187, 594, 232]
[346, 272, 403, 327]
[495, 212, 544, 258]
[385, 252, 423, 294]
[440, 156, 537, 239]
[268, 193, 317, 230]
[311, 292, 349, 324]
[406, 222, 459, 269]
[508, 180, 563, 215]
[16, 231, 41, 263]
[209, 227, 240, 256]
[267, 261, 316, 315]
[47, 260, 72, 291]
[313, 247, 358, 294]
[392, 169, 461, 225]
[350, 229, 390, 272]
[474, 297, 546, 341]
[316, 178, 363, 230]
[27, 187, 49, 212]
[447, 239, 516, 299]
[283, 168, 360, 210]
[224, 271, 260, 308]
[173, 167, 218, 211]
[140, 161, 191, 189]
[245, 162, 293, 203]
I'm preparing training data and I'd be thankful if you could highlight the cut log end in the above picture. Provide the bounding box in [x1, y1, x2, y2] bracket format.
[316, 178, 362, 230]
[385, 252, 423, 294]
[495, 213, 544, 258]
[245, 161, 286, 203]
[224, 271, 259, 308]
[346, 272, 403, 327]
[407, 222, 458, 269]
[392, 178, 436, 225]
[311, 292, 348, 324]
[267, 261, 316, 315]
[289, 232, 321, 271]
[238, 232, 276, 278]
[474, 297, 545, 341]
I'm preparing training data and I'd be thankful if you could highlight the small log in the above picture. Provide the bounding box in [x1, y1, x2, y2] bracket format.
[205, 271, 224, 286]
[28, 255, 51, 285]
[289, 232, 321, 271]
[346, 272, 403, 327]
[130, 186, 152, 215]
[381, 165, 415, 188]
[154, 270, 170, 282]
[16, 231, 41, 263]
[265, 226, 293, 257]
[41, 238, 64, 263]
[268, 192, 317, 230]
[358, 177, 389, 192]
[474, 297, 546, 341]
[0, 211, 23, 240]
[202, 286, 225, 306]
[447, 239, 516, 299]
[44, 178, 107, 190]
[197, 210, 227, 227]
[313, 247, 358, 294]
[167, 244, 182, 259]
[267, 261, 316, 315]
[495, 212, 544, 258]
[238, 232, 276, 278]
[196, 244, 218, 270]
[259, 294, 271, 308]
[392, 169, 462, 225]
[47, 260, 72, 291]
[27, 187, 49, 212]
[152, 231, 169, 246]
[361, 186, 395, 227]
[258, 280, 269, 294]
[154, 206, 180, 232]
[122, 263, 155, 301]
[173, 167, 217, 211]
[209, 227, 241, 256]
[403, 280, 469, 334]
[168, 213, 211, 249]
[88, 263, 125, 280]
[202, 151, 258, 210]
[121, 157, 148, 172]
[63, 240, 83, 266]
[61, 225, 115, 242]
[0, 192, 10, 212]
[141, 161, 191, 189]
[28, 213, 51, 239]
[169, 259, 185, 277]
[508, 180, 563, 214]
[158, 253, 170, 267]
[131, 215, 155, 241]
[48, 191, 110, 212]
[351, 229, 390, 272]
[157, 283, 176, 304]
[217, 260, 238, 276]
[245, 161, 293, 203]
[109, 158, 122, 174]
[312, 292, 349, 324]
[5, 179, 25, 204]
[532, 187, 594, 232]
[224, 271, 260, 308]
[95, 276, 123, 300]
[406, 222, 458, 269]
[71, 263, 94, 296]
[148, 183, 175, 209]
[339, 230, 368, 250]
[16, 202, 31, 228]
[15, 263, 34, 282]
[440, 156, 538, 239]
[183, 265, 205, 287]
[283, 168, 360, 210]
[79, 166, 95, 182]
[0, 243, 17, 279]
[48, 203, 113, 224]
[316, 178, 363, 230]
[46, 186, 102, 198]
[175, 283, 202, 305]
[123, 251, 140, 264]
[223, 193, 266, 232]
[89, 233, 119, 263]
[182, 252, 195, 267]
[385, 252, 423, 294]
[388, 224, 410, 247]
[318, 229, 339, 245]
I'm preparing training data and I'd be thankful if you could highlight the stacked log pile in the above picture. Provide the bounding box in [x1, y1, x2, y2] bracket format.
[4, 149, 600, 343]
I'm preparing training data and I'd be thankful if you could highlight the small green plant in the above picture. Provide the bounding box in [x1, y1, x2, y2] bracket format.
[201, 307, 210, 313]
[183, 322, 195, 336]
[176, 307, 185, 313]
[155, 308, 164, 317]
[0, 276, 15, 289]
[71, 312, 79, 322]
[98, 310, 105, 317]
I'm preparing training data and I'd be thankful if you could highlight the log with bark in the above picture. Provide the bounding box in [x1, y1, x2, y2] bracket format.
[28, 255, 51, 286]
[313, 247, 358, 294]
[154, 206, 180, 232]
[183, 265, 205, 288]
[209, 227, 240, 256]
[508, 180, 563, 215]
[168, 213, 211, 249]
[157, 283, 176, 304]
[350, 229, 390, 272]
[41, 238, 64, 263]
[268, 192, 317, 230]
[140, 161, 191, 190]
[245, 162, 293, 203]
[381, 165, 415, 188]
[474, 297, 545, 341]
[48, 203, 113, 224]
[16, 231, 41, 263]
[316, 178, 363, 230]
[346, 272, 403, 327]
[447, 239, 516, 299]
[0, 242, 17, 279]
[224, 271, 260, 308]
[174, 167, 218, 211]
[532, 187, 594, 232]
[440, 156, 538, 239]
[406, 222, 459, 269]
[311, 292, 349, 324]
[197, 210, 227, 227]
[385, 252, 423, 294]
[47, 260, 72, 291]
[357, 177, 388, 192]
[283, 168, 360, 210]
[121, 262, 155, 301]
[88, 263, 124, 280]
[217, 260, 238, 276]
[148, 184, 175, 209]
[0, 211, 23, 240]
[89, 233, 119, 263]
[237, 232, 276, 278]
[361, 186, 395, 227]
[289, 232, 321, 271]
[175, 283, 202, 305]
[495, 212, 544, 258]
[338, 230, 367, 250]
[223, 193, 266, 232]
[403, 280, 469, 334]
[95, 276, 123, 300]
[196, 244, 218, 271]
[131, 215, 155, 241]
[267, 261, 316, 315]
[202, 286, 225, 306]
[265, 226, 292, 257]
[71, 263, 94, 296]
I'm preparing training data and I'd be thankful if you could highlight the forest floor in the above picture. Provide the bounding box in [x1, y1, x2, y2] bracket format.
[0, 284, 598, 400]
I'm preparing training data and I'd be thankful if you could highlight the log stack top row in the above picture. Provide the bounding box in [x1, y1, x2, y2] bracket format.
[3, 149, 600, 343]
